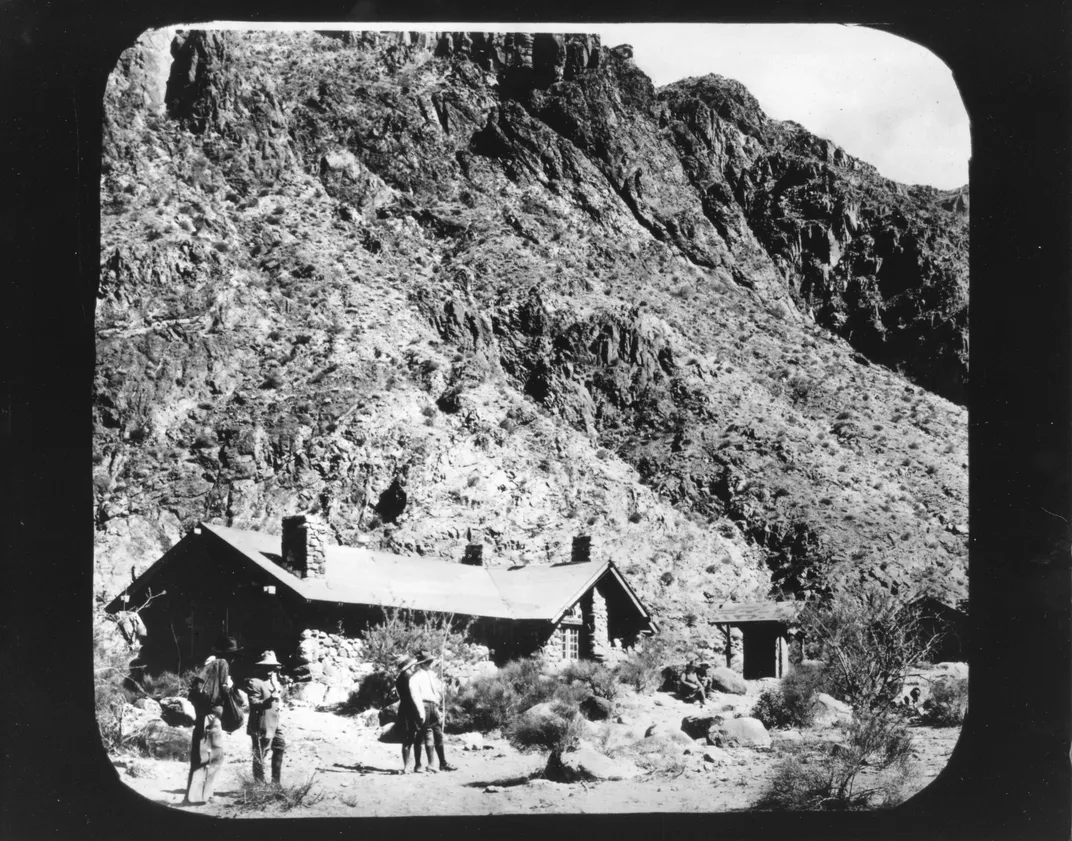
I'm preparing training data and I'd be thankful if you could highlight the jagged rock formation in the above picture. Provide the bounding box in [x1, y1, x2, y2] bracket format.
[96, 30, 968, 649]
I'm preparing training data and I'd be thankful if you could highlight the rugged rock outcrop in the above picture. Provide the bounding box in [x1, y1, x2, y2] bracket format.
[95, 30, 968, 652]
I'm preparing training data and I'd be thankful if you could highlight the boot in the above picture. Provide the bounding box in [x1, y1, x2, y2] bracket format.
[435, 745, 457, 771]
[271, 750, 284, 785]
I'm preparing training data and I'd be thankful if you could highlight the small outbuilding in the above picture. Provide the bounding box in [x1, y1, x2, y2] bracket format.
[909, 596, 969, 663]
[106, 516, 657, 674]
[707, 601, 803, 679]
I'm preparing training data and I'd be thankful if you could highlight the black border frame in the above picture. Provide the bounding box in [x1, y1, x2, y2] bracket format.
[2, 1, 1069, 839]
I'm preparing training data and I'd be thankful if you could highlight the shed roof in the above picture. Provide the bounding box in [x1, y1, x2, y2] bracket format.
[707, 601, 802, 624]
[186, 523, 653, 625]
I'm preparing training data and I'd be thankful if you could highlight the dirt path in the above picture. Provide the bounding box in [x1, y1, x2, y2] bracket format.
[114, 686, 962, 817]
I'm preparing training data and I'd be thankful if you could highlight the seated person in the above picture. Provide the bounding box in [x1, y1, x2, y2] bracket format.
[678, 662, 707, 706]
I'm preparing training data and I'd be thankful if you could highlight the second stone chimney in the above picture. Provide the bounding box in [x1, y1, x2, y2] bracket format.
[572, 534, 592, 564]
[282, 514, 329, 579]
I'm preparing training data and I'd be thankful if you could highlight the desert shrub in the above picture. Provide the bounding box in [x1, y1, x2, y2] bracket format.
[137, 669, 197, 700]
[508, 700, 587, 754]
[759, 588, 935, 811]
[614, 648, 664, 694]
[800, 588, 938, 713]
[448, 656, 557, 733]
[232, 774, 325, 813]
[345, 607, 474, 714]
[918, 676, 968, 726]
[344, 670, 394, 714]
[359, 607, 473, 676]
[751, 663, 829, 730]
[756, 712, 913, 811]
[559, 660, 620, 702]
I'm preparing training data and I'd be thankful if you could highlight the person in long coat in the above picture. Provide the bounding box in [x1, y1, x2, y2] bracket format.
[182, 635, 241, 805]
[394, 654, 421, 773]
[244, 650, 287, 784]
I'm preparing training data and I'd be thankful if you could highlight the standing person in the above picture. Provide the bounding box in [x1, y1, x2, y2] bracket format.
[394, 654, 421, 774]
[244, 650, 287, 785]
[183, 634, 242, 806]
[408, 649, 457, 772]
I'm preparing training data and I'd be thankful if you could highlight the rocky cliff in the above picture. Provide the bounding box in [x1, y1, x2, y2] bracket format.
[96, 30, 968, 646]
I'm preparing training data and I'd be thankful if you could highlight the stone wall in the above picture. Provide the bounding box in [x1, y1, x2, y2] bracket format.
[590, 587, 611, 660]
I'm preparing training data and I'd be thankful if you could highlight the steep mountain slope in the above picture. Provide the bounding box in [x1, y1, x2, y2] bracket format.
[95, 30, 968, 645]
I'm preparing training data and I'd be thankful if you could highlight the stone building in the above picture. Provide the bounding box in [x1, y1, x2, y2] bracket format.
[106, 517, 657, 677]
[707, 601, 802, 679]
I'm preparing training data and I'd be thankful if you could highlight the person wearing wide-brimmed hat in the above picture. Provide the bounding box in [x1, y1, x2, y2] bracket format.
[183, 634, 242, 805]
[244, 650, 287, 785]
[394, 654, 422, 773]
[407, 649, 457, 772]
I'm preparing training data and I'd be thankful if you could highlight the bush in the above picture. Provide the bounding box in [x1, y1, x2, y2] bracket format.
[756, 713, 913, 811]
[448, 657, 556, 733]
[559, 660, 620, 702]
[918, 677, 968, 726]
[614, 648, 664, 694]
[507, 700, 587, 755]
[137, 669, 197, 700]
[752, 663, 828, 730]
[232, 774, 325, 813]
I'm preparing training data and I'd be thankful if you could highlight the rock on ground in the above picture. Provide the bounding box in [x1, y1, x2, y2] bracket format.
[546, 747, 642, 783]
[158, 697, 195, 727]
[707, 667, 748, 695]
[810, 693, 853, 727]
[708, 717, 771, 749]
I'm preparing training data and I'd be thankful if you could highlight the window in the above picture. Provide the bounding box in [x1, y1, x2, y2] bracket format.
[563, 625, 579, 660]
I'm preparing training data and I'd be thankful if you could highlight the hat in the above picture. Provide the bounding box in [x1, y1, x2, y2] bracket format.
[415, 649, 436, 666]
[211, 634, 243, 655]
[395, 655, 418, 677]
[255, 650, 282, 668]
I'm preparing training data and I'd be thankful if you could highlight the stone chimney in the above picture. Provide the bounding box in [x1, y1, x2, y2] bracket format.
[282, 514, 329, 579]
[462, 544, 484, 566]
[572, 534, 592, 564]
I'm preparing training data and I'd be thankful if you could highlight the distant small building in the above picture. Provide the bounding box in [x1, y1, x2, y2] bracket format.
[909, 596, 969, 663]
[707, 601, 803, 679]
[105, 516, 657, 673]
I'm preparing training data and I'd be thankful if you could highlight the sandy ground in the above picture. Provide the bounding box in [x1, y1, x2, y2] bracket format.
[113, 682, 962, 818]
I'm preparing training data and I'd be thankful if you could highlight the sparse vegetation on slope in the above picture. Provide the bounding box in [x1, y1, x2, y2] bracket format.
[96, 29, 967, 654]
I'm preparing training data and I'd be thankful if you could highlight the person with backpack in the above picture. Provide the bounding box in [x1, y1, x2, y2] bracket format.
[244, 650, 287, 785]
[182, 635, 243, 806]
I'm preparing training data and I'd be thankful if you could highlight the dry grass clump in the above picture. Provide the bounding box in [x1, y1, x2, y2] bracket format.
[232, 774, 325, 813]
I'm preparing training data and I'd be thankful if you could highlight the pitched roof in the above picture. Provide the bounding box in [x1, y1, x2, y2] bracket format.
[707, 601, 802, 624]
[197, 523, 652, 625]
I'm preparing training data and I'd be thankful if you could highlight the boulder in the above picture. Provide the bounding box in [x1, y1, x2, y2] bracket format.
[707, 666, 748, 695]
[708, 716, 771, 748]
[322, 684, 351, 706]
[158, 696, 196, 727]
[680, 713, 723, 740]
[459, 732, 484, 751]
[545, 747, 642, 783]
[810, 693, 853, 727]
[646, 723, 695, 746]
[580, 695, 614, 721]
[136, 720, 192, 760]
[133, 697, 162, 718]
[291, 681, 327, 707]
